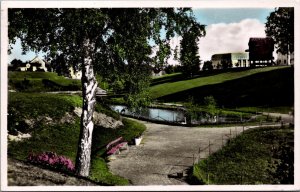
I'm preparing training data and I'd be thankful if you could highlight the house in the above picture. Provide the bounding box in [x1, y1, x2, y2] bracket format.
[69, 66, 82, 79]
[276, 52, 294, 65]
[14, 56, 49, 72]
[211, 52, 249, 69]
[246, 37, 274, 67]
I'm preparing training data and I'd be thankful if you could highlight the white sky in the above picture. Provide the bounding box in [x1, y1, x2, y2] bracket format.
[199, 18, 267, 61]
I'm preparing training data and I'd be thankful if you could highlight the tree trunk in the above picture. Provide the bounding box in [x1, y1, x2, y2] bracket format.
[75, 38, 98, 177]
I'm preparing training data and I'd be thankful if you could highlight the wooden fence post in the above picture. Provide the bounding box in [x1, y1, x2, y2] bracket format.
[222, 135, 223, 146]
[209, 140, 211, 155]
[235, 127, 237, 137]
[193, 154, 195, 165]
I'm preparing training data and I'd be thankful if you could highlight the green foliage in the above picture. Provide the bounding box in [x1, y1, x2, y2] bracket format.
[180, 24, 205, 77]
[125, 91, 151, 111]
[203, 96, 217, 117]
[202, 61, 213, 71]
[193, 126, 294, 184]
[265, 8, 294, 55]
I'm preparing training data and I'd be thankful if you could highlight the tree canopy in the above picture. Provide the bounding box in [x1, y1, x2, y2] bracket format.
[265, 7, 294, 55]
[8, 8, 205, 177]
[180, 23, 205, 77]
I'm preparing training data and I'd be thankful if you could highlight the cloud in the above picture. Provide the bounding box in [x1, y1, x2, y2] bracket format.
[198, 19, 266, 61]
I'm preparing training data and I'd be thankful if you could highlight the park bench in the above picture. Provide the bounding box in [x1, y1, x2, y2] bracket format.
[106, 137, 128, 156]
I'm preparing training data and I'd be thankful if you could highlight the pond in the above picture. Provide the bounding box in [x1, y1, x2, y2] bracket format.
[110, 105, 252, 125]
[110, 105, 186, 123]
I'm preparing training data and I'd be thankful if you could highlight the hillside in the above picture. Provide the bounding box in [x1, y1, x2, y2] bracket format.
[8, 71, 81, 92]
[192, 126, 294, 184]
[7, 158, 97, 186]
[149, 66, 294, 109]
[7, 92, 146, 185]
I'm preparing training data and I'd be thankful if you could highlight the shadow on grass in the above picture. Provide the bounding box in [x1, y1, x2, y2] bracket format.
[157, 67, 294, 108]
[151, 68, 252, 86]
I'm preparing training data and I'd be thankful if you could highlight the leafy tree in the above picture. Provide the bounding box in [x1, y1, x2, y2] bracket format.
[221, 60, 232, 69]
[180, 24, 205, 77]
[153, 40, 171, 74]
[203, 96, 217, 117]
[265, 7, 294, 64]
[202, 60, 213, 71]
[9, 59, 24, 71]
[173, 45, 179, 61]
[8, 8, 203, 177]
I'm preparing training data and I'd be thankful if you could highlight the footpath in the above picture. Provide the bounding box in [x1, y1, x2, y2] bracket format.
[108, 119, 290, 185]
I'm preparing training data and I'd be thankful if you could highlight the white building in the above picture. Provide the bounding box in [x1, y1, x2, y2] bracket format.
[211, 52, 249, 69]
[276, 52, 294, 65]
[69, 67, 82, 79]
[16, 56, 48, 72]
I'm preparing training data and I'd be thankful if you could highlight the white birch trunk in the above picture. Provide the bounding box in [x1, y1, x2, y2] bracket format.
[75, 38, 98, 177]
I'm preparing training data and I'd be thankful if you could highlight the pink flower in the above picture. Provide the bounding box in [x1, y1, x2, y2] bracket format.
[27, 151, 75, 172]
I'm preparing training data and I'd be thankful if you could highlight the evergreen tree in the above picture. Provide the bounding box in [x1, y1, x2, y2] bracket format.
[180, 24, 205, 77]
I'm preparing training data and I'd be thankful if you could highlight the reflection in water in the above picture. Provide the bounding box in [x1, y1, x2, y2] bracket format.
[110, 105, 186, 123]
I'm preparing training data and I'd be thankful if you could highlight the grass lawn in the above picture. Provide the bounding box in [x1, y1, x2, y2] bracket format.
[149, 66, 293, 110]
[192, 126, 294, 184]
[7, 92, 146, 185]
[8, 71, 81, 92]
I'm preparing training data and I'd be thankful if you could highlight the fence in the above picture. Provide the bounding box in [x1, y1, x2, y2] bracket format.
[191, 121, 289, 184]
[192, 122, 287, 165]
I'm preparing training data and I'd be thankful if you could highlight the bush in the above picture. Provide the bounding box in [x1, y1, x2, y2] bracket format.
[27, 151, 75, 173]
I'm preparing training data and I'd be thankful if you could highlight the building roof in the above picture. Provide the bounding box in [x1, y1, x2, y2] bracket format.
[30, 56, 46, 65]
[248, 37, 274, 45]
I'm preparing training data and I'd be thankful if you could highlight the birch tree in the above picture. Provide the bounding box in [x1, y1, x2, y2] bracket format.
[8, 8, 205, 177]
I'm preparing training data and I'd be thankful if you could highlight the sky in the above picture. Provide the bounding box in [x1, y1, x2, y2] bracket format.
[194, 8, 274, 61]
[8, 8, 275, 63]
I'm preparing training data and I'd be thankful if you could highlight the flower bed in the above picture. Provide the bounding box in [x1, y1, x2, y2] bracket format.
[27, 151, 75, 173]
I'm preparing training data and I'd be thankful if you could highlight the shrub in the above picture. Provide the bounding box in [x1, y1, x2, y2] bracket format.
[27, 151, 75, 173]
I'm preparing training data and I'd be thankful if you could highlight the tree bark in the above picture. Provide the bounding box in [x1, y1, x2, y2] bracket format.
[75, 38, 98, 177]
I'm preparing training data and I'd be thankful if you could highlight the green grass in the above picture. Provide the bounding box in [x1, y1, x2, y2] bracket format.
[8, 92, 146, 185]
[89, 118, 146, 185]
[150, 66, 293, 109]
[8, 71, 81, 92]
[150, 67, 286, 99]
[8, 92, 83, 162]
[236, 106, 293, 114]
[9, 71, 66, 79]
[192, 126, 294, 184]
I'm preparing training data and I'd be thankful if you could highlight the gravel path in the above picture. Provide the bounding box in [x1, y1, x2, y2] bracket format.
[108, 120, 262, 186]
